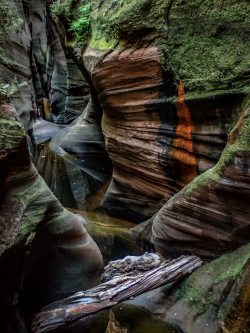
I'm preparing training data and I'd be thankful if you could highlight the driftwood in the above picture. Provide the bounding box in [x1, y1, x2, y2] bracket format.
[32, 254, 202, 333]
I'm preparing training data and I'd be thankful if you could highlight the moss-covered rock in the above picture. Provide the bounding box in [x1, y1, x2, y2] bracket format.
[183, 96, 250, 194]
[83, 0, 250, 96]
[108, 243, 250, 333]
[89, 0, 171, 51]
[162, 243, 250, 333]
[167, 0, 250, 94]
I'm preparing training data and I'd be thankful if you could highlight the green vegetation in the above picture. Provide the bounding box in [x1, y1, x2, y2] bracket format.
[0, 1, 23, 41]
[50, 0, 250, 96]
[178, 242, 250, 314]
[50, 0, 92, 45]
[50, 0, 73, 21]
[216, 111, 250, 167]
[225, 102, 245, 134]
[0, 0, 25, 92]
[167, 0, 250, 94]
[87, 0, 250, 94]
[0, 84, 10, 102]
[89, 0, 171, 51]
[0, 117, 25, 150]
[69, 3, 92, 44]
[0, 48, 26, 72]
[182, 167, 220, 195]
[183, 96, 250, 194]
[0, 80, 20, 103]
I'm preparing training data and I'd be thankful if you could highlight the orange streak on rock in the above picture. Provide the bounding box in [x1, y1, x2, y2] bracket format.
[173, 81, 197, 183]
[43, 98, 51, 119]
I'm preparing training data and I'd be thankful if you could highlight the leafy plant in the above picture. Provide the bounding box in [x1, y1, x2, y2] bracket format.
[69, 3, 92, 45]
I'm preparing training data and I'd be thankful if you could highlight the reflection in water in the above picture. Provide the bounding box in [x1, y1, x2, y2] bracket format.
[70, 209, 142, 264]
[32, 117, 142, 264]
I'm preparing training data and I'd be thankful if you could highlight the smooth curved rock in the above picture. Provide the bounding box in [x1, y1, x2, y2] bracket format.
[0, 0, 89, 127]
[33, 98, 112, 209]
[82, 0, 250, 222]
[29, 0, 89, 123]
[0, 103, 103, 332]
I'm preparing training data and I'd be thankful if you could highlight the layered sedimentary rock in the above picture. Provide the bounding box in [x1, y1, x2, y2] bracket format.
[91, 46, 176, 221]
[1, 0, 112, 210]
[0, 103, 103, 332]
[83, 0, 250, 221]
[29, 0, 90, 123]
[0, 0, 89, 126]
[152, 99, 250, 257]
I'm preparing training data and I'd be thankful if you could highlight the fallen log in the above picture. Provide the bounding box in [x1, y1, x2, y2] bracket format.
[32, 254, 202, 333]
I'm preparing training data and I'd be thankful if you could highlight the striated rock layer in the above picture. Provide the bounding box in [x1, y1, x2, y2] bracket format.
[29, 0, 90, 123]
[152, 98, 250, 258]
[0, 0, 89, 126]
[91, 46, 175, 221]
[83, 0, 250, 222]
[91, 48, 232, 222]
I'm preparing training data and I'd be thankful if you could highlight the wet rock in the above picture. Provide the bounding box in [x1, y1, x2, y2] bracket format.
[106, 305, 177, 333]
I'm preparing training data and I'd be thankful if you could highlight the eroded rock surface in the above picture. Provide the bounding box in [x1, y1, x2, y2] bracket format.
[0, 0, 89, 126]
[0, 103, 103, 332]
[152, 100, 250, 257]
[83, 0, 250, 222]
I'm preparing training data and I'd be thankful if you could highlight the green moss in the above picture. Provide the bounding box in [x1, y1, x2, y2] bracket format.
[215, 113, 250, 170]
[89, 36, 118, 51]
[0, 1, 24, 74]
[0, 1, 23, 41]
[167, 0, 250, 94]
[0, 49, 26, 72]
[225, 110, 242, 134]
[183, 97, 250, 194]
[18, 204, 67, 245]
[182, 167, 220, 194]
[0, 80, 21, 104]
[179, 243, 250, 313]
[51, 1, 92, 45]
[0, 118, 25, 151]
[54, 0, 249, 98]
[89, 0, 171, 51]
[0, 84, 10, 103]
[0, 244, 6, 256]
